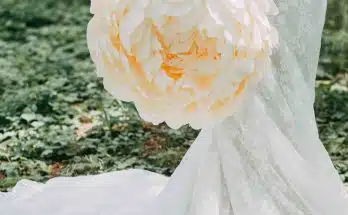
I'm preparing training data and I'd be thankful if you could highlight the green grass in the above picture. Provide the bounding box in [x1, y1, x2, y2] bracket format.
[0, 0, 347, 191]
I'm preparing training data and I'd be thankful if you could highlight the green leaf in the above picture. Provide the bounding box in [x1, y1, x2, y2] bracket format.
[20, 113, 36, 122]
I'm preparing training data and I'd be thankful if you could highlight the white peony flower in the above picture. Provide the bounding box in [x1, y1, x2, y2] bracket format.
[87, 0, 279, 129]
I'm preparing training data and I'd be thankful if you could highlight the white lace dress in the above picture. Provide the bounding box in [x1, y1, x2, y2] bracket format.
[1, 0, 348, 214]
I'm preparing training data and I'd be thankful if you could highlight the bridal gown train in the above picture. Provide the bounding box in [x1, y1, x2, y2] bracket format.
[1, 0, 348, 214]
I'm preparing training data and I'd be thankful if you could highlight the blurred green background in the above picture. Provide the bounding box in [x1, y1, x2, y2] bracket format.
[0, 0, 347, 191]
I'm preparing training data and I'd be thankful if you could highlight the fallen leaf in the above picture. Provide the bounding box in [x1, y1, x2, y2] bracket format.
[0, 171, 5, 181]
[76, 122, 95, 140]
[79, 115, 92, 123]
[111, 123, 128, 132]
[143, 135, 166, 156]
[49, 162, 64, 177]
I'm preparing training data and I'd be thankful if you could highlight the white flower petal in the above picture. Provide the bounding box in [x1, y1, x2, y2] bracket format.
[87, 0, 279, 129]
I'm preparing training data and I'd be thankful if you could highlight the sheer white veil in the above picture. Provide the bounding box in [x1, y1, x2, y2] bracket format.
[144, 0, 348, 214]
